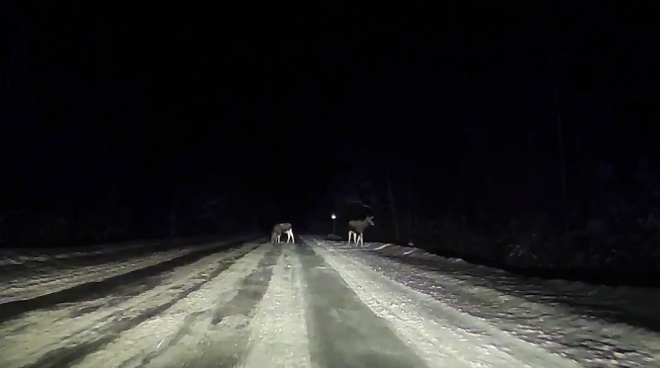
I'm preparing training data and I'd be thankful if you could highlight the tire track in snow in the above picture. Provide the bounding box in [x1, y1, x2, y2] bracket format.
[240, 243, 312, 368]
[0, 241, 260, 339]
[0, 241, 262, 368]
[66, 240, 261, 318]
[0, 242, 162, 277]
[0, 236, 259, 321]
[140, 244, 282, 368]
[296, 239, 428, 368]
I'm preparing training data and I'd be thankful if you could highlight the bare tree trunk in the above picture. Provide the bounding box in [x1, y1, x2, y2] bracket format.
[413, 192, 419, 235]
[169, 200, 179, 239]
[407, 177, 413, 240]
[386, 165, 401, 241]
[555, 88, 568, 233]
[459, 170, 467, 232]
[103, 180, 118, 240]
[407, 163, 416, 241]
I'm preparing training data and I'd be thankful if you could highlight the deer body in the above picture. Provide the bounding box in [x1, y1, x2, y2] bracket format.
[348, 215, 374, 247]
[271, 222, 295, 244]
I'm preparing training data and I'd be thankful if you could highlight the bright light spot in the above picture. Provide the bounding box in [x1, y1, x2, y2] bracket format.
[331, 214, 336, 220]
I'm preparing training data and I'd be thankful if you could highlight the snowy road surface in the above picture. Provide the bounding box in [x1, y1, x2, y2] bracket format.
[0, 236, 648, 367]
[0, 235, 257, 305]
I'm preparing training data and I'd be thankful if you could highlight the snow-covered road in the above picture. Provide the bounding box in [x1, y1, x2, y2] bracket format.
[0, 236, 649, 367]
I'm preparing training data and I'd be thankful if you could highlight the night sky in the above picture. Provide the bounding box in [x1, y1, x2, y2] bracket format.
[2, 2, 660, 239]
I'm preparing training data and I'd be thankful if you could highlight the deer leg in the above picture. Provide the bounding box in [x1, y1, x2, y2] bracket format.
[288, 229, 295, 243]
[348, 231, 354, 244]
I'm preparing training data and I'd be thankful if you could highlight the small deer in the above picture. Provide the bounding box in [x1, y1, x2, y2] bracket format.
[271, 222, 295, 244]
[348, 215, 374, 247]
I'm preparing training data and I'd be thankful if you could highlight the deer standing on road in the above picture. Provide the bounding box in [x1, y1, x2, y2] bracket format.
[348, 215, 374, 247]
[271, 222, 295, 244]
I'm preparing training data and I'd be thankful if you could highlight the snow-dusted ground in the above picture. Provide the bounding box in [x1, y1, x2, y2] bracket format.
[332, 238, 660, 367]
[0, 235, 257, 304]
[0, 235, 610, 367]
[0, 241, 151, 265]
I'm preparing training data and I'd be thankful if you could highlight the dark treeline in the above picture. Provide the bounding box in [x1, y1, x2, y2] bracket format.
[309, 72, 660, 287]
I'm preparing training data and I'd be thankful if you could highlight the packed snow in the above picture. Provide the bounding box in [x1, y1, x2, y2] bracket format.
[323, 237, 660, 367]
[0, 242, 149, 265]
[0, 235, 656, 367]
[69, 241, 269, 368]
[0, 235, 257, 304]
[240, 244, 312, 368]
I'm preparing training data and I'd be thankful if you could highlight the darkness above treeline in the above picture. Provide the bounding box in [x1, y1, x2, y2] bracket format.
[2, 0, 660, 276]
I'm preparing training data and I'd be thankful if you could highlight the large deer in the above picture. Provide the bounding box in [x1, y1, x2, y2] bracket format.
[348, 215, 374, 247]
[271, 222, 295, 244]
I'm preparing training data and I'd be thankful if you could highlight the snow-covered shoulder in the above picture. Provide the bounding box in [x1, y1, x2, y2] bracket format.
[316, 236, 660, 367]
[308, 236, 582, 368]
